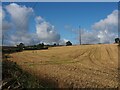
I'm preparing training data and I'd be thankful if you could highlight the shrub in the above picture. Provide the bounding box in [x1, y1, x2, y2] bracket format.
[66, 41, 72, 46]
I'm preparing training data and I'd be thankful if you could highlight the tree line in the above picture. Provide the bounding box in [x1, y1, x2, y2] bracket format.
[115, 38, 120, 44]
[17, 40, 73, 51]
[3, 40, 73, 53]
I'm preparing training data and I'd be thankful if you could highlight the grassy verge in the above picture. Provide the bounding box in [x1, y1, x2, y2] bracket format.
[2, 54, 46, 89]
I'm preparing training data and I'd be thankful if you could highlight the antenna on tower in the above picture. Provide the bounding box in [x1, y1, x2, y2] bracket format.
[79, 26, 81, 45]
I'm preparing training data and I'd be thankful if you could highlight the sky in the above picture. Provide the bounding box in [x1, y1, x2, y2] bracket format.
[1, 2, 119, 45]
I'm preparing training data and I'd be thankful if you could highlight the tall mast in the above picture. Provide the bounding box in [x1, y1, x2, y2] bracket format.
[79, 26, 81, 45]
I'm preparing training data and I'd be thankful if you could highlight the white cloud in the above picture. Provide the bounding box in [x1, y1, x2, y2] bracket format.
[80, 29, 99, 44]
[92, 10, 118, 31]
[77, 10, 118, 44]
[2, 21, 12, 31]
[35, 16, 60, 43]
[6, 3, 33, 32]
[0, 6, 4, 30]
[1, 6, 12, 32]
[59, 39, 69, 45]
[0, 5, 2, 43]
[73, 10, 118, 44]
[0, 6, 5, 20]
[3, 3, 61, 46]
[3, 3, 37, 45]
[92, 10, 118, 43]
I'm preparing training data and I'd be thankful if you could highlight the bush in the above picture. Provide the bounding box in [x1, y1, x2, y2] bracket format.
[66, 41, 72, 46]
[115, 38, 120, 43]
[17, 43, 25, 51]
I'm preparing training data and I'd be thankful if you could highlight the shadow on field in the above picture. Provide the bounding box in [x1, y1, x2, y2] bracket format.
[2, 54, 59, 89]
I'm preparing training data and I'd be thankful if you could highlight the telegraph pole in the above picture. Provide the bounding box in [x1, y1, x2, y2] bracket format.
[2, 35, 4, 46]
[79, 26, 81, 45]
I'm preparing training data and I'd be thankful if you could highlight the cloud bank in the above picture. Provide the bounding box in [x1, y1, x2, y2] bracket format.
[80, 10, 118, 44]
[92, 10, 118, 44]
[3, 3, 34, 45]
[2, 3, 60, 45]
[2, 3, 118, 45]
[35, 16, 60, 44]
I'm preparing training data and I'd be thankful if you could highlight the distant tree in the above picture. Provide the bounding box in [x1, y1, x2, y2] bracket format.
[37, 44, 41, 49]
[41, 43, 44, 47]
[46, 44, 50, 47]
[33, 45, 37, 47]
[115, 38, 120, 43]
[66, 41, 72, 46]
[57, 43, 59, 46]
[53, 43, 56, 46]
[37, 43, 44, 49]
[17, 43, 25, 51]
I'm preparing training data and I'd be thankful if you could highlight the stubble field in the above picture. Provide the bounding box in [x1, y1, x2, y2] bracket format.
[7, 44, 119, 88]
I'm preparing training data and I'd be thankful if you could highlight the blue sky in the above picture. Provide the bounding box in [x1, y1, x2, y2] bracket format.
[2, 2, 118, 45]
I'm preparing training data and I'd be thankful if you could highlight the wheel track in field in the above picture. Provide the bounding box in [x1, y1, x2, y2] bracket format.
[72, 47, 97, 64]
[89, 47, 115, 72]
[72, 48, 92, 60]
[63, 45, 117, 74]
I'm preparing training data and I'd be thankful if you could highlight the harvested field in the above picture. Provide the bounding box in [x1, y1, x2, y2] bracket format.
[7, 44, 119, 88]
